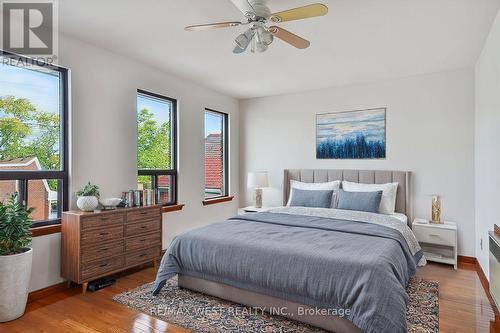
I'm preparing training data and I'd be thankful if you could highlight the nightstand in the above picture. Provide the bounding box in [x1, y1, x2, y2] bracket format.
[238, 206, 273, 215]
[412, 218, 457, 269]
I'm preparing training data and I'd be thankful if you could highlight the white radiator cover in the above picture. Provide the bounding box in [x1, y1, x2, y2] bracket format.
[490, 232, 500, 308]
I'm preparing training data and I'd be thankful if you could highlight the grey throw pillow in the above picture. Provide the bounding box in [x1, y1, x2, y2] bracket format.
[289, 188, 334, 208]
[337, 189, 383, 213]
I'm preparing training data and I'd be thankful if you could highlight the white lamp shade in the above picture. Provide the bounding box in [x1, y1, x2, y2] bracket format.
[247, 172, 269, 188]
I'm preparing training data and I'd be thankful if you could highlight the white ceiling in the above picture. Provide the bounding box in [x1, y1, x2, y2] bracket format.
[59, 0, 500, 99]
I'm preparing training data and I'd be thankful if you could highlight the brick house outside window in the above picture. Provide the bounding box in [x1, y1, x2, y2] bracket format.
[204, 133, 223, 196]
[0, 157, 57, 221]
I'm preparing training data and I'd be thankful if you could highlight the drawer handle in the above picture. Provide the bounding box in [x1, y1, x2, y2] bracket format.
[139, 254, 147, 257]
[140, 211, 149, 215]
[101, 248, 109, 251]
[101, 217, 109, 221]
[99, 263, 108, 267]
[429, 234, 440, 237]
[141, 226, 147, 229]
[99, 232, 109, 236]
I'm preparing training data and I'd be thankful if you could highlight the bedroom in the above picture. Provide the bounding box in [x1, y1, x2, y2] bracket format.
[0, 0, 498, 332]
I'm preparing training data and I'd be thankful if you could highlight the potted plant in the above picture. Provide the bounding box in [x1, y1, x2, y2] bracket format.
[76, 182, 100, 211]
[0, 193, 33, 322]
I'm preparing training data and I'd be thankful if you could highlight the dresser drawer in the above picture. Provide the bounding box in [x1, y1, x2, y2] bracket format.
[81, 240, 125, 264]
[413, 226, 456, 247]
[81, 255, 124, 281]
[81, 213, 124, 230]
[125, 219, 161, 236]
[81, 225, 124, 246]
[126, 247, 161, 267]
[126, 233, 161, 252]
[127, 207, 161, 223]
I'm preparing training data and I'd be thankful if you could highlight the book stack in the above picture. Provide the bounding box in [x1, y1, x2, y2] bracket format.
[122, 189, 158, 207]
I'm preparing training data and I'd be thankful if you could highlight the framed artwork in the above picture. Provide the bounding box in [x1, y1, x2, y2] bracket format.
[316, 108, 386, 159]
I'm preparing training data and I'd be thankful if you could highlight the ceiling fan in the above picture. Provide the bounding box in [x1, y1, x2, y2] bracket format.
[184, 0, 328, 54]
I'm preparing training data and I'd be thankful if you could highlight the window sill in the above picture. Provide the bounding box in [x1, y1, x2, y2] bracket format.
[30, 224, 61, 237]
[202, 196, 234, 206]
[162, 204, 185, 213]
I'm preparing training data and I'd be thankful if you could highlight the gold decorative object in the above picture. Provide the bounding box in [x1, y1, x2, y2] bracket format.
[255, 188, 263, 209]
[431, 195, 442, 224]
[247, 172, 269, 209]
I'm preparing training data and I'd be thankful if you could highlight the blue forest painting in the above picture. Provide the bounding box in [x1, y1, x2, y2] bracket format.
[316, 108, 386, 159]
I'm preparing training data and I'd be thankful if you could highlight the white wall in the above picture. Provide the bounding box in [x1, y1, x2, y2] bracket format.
[475, 10, 500, 279]
[30, 234, 63, 292]
[28, 35, 240, 291]
[240, 69, 475, 256]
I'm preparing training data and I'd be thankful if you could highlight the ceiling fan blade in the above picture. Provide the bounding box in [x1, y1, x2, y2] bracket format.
[185, 21, 242, 32]
[269, 26, 310, 49]
[270, 3, 328, 23]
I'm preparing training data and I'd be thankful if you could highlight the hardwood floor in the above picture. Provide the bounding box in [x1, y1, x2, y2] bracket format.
[0, 262, 498, 333]
[417, 262, 499, 333]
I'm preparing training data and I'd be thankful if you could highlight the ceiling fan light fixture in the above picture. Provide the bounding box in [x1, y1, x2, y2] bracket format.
[255, 41, 268, 53]
[254, 26, 272, 53]
[259, 28, 274, 46]
[235, 28, 254, 49]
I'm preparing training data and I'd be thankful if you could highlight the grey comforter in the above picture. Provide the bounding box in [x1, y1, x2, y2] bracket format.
[152, 212, 422, 333]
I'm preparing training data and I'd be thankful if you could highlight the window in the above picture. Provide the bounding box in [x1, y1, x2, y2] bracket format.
[137, 90, 177, 205]
[204, 109, 228, 199]
[0, 51, 69, 227]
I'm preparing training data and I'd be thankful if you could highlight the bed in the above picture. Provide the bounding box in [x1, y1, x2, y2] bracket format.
[152, 169, 424, 333]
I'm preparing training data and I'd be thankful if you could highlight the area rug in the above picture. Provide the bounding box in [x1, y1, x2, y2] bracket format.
[113, 276, 438, 333]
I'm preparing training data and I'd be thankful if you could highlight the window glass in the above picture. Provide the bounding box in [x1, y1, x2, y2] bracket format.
[137, 93, 173, 170]
[136, 90, 177, 205]
[204, 110, 228, 199]
[0, 62, 62, 170]
[26, 179, 60, 221]
[0, 53, 68, 227]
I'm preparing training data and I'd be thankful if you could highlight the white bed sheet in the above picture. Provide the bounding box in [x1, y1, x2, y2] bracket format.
[390, 212, 408, 224]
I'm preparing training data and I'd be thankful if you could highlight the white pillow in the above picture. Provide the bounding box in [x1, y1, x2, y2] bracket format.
[287, 180, 341, 208]
[341, 181, 398, 215]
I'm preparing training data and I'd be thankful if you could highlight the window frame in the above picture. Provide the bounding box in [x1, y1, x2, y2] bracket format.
[204, 108, 229, 200]
[136, 89, 178, 206]
[0, 50, 69, 228]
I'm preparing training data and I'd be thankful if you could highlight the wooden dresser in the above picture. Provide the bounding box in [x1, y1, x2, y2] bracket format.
[61, 205, 162, 294]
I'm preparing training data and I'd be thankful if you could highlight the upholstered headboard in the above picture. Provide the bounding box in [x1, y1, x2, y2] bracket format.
[283, 169, 412, 220]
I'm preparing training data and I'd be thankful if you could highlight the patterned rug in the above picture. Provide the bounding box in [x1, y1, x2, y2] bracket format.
[113, 277, 438, 333]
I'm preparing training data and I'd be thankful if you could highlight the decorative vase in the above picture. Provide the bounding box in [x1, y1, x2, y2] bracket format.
[77, 196, 98, 211]
[0, 248, 33, 322]
[431, 195, 441, 224]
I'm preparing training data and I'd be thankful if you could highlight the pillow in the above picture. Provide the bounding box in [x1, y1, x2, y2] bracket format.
[287, 180, 341, 208]
[341, 181, 398, 214]
[336, 190, 383, 213]
[288, 188, 334, 208]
